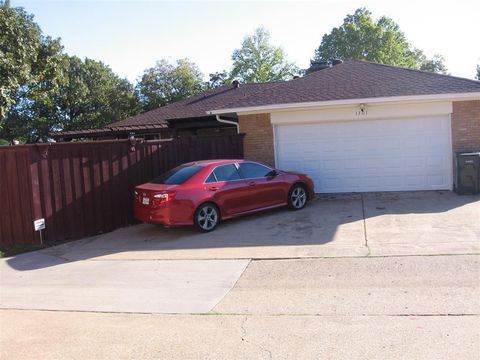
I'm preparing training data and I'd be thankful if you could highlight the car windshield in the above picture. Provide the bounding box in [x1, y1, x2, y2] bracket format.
[151, 165, 203, 185]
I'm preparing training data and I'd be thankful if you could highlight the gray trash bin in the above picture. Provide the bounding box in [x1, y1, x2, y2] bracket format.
[455, 152, 480, 195]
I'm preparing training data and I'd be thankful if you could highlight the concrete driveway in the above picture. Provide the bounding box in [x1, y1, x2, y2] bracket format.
[2, 190, 478, 314]
[38, 190, 480, 261]
[1, 191, 479, 359]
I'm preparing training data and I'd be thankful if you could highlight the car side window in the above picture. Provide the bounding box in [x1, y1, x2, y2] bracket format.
[205, 172, 217, 183]
[211, 164, 241, 182]
[238, 162, 272, 179]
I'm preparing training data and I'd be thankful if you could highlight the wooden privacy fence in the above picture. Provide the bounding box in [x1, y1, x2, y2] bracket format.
[0, 134, 244, 245]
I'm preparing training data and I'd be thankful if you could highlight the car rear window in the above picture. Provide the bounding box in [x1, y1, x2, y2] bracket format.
[151, 165, 203, 185]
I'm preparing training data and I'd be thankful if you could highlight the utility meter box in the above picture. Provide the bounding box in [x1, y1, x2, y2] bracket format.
[455, 152, 480, 195]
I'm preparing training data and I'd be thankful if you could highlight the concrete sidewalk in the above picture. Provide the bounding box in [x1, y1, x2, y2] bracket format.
[0, 252, 249, 313]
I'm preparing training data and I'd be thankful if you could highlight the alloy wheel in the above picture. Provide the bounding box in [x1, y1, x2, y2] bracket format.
[290, 186, 307, 209]
[197, 205, 219, 231]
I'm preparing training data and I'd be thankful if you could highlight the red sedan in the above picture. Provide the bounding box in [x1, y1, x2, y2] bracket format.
[134, 159, 315, 232]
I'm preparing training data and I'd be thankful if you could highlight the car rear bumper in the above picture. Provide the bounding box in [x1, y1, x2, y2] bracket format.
[133, 204, 193, 226]
[134, 205, 176, 226]
[135, 206, 163, 225]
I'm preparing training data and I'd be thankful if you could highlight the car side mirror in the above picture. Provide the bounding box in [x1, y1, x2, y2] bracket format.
[266, 170, 278, 177]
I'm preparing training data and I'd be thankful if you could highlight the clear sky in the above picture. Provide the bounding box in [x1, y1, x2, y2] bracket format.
[11, 0, 480, 83]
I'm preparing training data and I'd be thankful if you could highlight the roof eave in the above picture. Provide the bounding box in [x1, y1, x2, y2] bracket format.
[206, 92, 480, 116]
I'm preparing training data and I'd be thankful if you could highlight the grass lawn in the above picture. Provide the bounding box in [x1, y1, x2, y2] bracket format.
[0, 243, 46, 257]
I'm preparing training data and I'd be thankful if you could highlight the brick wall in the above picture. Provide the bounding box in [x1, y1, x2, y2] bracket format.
[452, 100, 480, 153]
[238, 113, 275, 166]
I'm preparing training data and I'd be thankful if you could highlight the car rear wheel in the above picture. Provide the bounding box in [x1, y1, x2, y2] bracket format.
[288, 185, 307, 210]
[194, 203, 220, 232]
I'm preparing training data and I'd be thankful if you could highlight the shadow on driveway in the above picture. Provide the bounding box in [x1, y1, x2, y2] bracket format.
[5, 191, 480, 270]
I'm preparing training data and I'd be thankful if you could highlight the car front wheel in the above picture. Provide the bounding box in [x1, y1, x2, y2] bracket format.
[288, 185, 307, 210]
[194, 203, 220, 232]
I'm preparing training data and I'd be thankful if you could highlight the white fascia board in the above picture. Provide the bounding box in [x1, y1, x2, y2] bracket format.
[206, 92, 480, 115]
[270, 101, 453, 125]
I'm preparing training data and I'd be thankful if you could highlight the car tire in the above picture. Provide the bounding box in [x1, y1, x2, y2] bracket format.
[194, 203, 220, 232]
[288, 184, 307, 210]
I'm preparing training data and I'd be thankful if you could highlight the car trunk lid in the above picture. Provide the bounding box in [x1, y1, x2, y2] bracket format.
[135, 183, 177, 208]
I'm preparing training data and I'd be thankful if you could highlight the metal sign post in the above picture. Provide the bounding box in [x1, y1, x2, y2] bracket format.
[33, 219, 46, 245]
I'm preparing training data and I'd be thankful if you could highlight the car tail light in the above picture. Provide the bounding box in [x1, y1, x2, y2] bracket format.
[152, 192, 175, 206]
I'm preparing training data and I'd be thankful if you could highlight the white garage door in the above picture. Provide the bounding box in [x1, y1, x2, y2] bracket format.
[275, 116, 452, 193]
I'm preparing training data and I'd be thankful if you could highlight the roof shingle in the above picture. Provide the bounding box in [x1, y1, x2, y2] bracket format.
[107, 60, 480, 128]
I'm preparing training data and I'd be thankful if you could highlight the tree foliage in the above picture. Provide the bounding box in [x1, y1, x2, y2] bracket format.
[0, 2, 139, 142]
[412, 52, 448, 74]
[230, 27, 298, 83]
[0, 0, 64, 122]
[137, 58, 204, 111]
[477, 65, 480, 80]
[310, 8, 448, 74]
[207, 70, 230, 89]
[3, 56, 139, 142]
[58, 57, 139, 131]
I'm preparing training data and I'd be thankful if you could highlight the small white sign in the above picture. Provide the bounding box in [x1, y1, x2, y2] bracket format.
[34, 218, 46, 231]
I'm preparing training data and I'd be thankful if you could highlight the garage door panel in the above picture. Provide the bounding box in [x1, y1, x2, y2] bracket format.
[404, 156, 425, 169]
[276, 117, 452, 193]
[302, 162, 319, 173]
[383, 176, 403, 187]
[359, 176, 383, 188]
[425, 156, 444, 169]
[344, 159, 364, 170]
[323, 177, 343, 190]
[323, 159, 341, 170]
[405, 175, 426, 187]
[363, 157, 397, 170]
[427, 174, 446, 186]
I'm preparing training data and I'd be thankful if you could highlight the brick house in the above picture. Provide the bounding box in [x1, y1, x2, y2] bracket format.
[54, 60, 480, 193]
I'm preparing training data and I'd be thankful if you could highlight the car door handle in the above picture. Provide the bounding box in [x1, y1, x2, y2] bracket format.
[248, 181, 256, 186]
[209, 186, 218, 191]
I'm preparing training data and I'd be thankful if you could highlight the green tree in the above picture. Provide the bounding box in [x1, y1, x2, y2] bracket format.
[59, 56, 139, 131]
[230, 27, 298, 83]
[413, 52, 448, 74]
[310, 8, 447, 74]
[137, 58, 204, 111]
[0, 0, 63, 122]
[3, 56, 139, 142]
[1, 2, 140, 142]
[207, 70, 230, 89]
